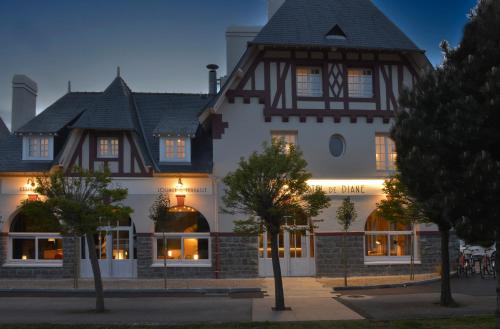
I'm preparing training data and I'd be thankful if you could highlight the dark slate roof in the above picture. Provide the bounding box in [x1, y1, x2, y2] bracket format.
[16, 92, 100, 134]
[252, 0, 422, 52]
[0, 117, 9, 140]
[0, 77, 213, 173]
[145, 94, 209, 136]
[71, 77, 137, 131]
[0, 135, 54, 172]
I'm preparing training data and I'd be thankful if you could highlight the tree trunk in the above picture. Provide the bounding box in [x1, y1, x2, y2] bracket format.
[270, 231, 286, 311]
[163, 232, 167, 290]
[439, 228, 454, 306]
[73, 235, 80, 289]
[85, 234, 105, 313]
[343, 232, 348, 287]
[495, 230, 500, 329]
[410, 224, 415, 281]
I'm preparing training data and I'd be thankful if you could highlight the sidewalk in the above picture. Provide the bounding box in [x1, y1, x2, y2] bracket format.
[252, 278, 363, 321]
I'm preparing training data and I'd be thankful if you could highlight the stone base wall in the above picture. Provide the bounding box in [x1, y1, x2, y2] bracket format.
[217, 235, 258, 278]
[316, 231, 459, 277]
[137, 234, 258, 279]
[0, 235, 76, 279]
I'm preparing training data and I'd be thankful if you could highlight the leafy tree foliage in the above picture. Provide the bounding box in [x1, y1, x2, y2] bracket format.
[222, 141, 330, 310]
[438, 0, 500, 324]
[395, 63, 468, 306]
[336, 197, 357, 287]
[20, 167, 132, 312]
[376, 175, 427, 280]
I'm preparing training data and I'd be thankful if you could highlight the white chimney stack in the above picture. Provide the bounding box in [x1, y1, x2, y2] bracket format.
[11, 75, 37, 132]
[268, 0, 286, 20]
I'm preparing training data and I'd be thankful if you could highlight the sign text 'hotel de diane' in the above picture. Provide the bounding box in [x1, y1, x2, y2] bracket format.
[307, 180, 385, 196]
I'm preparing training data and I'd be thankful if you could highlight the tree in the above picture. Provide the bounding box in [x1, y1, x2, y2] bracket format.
[336, 197, 357, 287]
[376, 175, 427, 280]
[149, 193, 173, 289]
[438, 0, 500, 325]
[395, 65, 468, 306]
[222, 141, 330, 310]
[20, 167, 132, 312]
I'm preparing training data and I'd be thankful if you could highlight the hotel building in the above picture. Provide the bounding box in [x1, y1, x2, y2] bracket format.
[0, 0, 455, 279]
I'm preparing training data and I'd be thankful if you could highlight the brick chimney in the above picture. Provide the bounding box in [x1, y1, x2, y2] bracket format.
[11, 75, 37, 132]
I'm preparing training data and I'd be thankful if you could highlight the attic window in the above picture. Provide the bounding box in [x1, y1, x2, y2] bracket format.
[326, 25, 347, 40]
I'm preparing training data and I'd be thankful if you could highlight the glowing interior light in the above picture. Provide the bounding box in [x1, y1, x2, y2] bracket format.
[167, 250, 173, 258]
[22, 255, 27, 260]
[193, 254, 199, 260]
[376, 240, 381, 245]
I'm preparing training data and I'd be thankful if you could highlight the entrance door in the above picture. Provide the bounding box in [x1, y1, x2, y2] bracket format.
[258, 226, 315, 277]
[80, 219, 137, 278]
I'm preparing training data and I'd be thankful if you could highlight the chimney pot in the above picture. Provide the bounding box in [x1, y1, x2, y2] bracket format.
[11, 75, 38, 132]
[207, 64, 219, 96]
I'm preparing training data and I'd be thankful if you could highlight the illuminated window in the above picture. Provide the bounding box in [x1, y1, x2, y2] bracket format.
[375, 134, 397, 171]
[160, 137, 191, 163]
[23, 136, 53, 160]
[154, 206, 210, 264]
[365, 211, 414, 260]
[272, 131, 297, 153]
[97, 137, 119, 158]
[296, 67, 323, 97]
[8, 212, 63, 263]
[348, 68, 373, 98]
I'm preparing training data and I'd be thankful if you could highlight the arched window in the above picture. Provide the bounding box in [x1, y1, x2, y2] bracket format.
[364, 211, 414, 260]
[8, 212, 63, 263]
[154, 206, 210, 264]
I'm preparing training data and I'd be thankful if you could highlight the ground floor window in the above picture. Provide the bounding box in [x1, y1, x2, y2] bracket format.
[154, 206, 211, 266]
[364, 211, 416, 263]
[8, 212, 63, 264]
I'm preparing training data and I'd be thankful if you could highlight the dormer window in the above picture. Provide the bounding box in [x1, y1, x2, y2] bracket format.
[97, 137, 119, 158]
[160, 137, 191, 163]
[22, 136, 54, 161]
[326, 24, 347, 40]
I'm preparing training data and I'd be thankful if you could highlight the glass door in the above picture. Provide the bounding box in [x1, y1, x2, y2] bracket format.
[258, 226, 315, 277]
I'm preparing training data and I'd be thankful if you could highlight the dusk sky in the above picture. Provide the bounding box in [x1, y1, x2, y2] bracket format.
[0, 0, 477, 129]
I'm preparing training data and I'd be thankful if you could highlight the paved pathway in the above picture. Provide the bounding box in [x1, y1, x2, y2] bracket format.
[252, 278, 363, 322]
[0, 278, 363, 325]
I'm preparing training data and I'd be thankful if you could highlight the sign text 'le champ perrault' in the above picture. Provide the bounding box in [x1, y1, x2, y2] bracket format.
[307, 180, 385, 196]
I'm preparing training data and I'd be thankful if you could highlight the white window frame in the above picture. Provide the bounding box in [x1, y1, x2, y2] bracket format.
[97, 137, 120, 159]
[159, 137, 191, 163]
[364, 229, 419, 265]
[271, 131, 298, 152]
[6, 232, 63, 267]
[375, 134, 397, 171]
[296, 67, 323, 97]
[347, 68, 374, 98]
[22, 136, 54, 161]
[153, 233, 211, 267]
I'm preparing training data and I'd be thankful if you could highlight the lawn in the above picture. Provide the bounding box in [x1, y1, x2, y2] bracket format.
[0, 316, 494, 329]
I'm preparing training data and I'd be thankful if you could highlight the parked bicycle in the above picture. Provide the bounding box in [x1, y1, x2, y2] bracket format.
[480, 248, 496, 279]
[457, 247, 475, 278]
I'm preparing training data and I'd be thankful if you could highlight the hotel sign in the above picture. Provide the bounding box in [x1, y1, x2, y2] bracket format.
[307, 180, 385, 196]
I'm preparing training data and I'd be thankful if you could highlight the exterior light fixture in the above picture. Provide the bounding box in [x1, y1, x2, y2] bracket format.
[26, 178, 35, 187]
[175, 177, 186, 207]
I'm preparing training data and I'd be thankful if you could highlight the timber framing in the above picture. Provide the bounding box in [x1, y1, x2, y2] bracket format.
[226, 48, 418, 124]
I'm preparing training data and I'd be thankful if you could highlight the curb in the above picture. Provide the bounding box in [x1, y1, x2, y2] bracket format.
[0, 287, 263, 298]
[333, 277, 441, 291]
